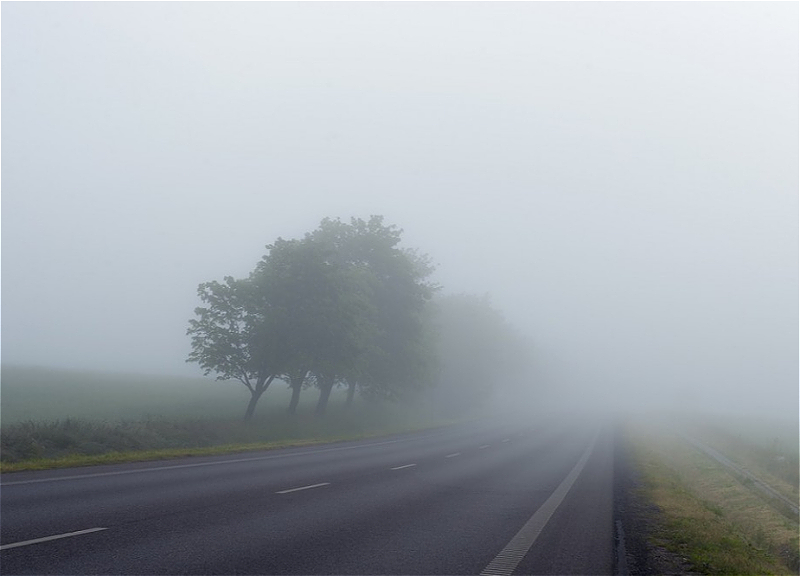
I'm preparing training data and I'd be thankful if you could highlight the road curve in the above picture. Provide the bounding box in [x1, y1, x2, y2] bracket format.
[0, 415, 614, 575]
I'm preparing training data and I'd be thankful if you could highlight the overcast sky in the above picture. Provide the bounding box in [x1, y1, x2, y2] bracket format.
[2, 2, 797, 418]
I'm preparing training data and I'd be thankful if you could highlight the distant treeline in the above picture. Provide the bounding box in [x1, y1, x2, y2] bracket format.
[188, 215, 530, 420]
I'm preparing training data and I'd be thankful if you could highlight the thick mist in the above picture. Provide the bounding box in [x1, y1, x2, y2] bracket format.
[2, 3, 797, 422]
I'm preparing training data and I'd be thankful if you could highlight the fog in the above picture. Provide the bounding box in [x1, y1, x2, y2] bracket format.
[2, 3, 797, 421]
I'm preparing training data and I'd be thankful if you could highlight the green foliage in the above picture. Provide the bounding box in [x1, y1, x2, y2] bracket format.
[186, 215, 533, 421]
[427, 293, 532, 415]
[187, 276, 279, 419]
[187, 277, 255, 384]
[308, 216, 438, 403]
[187, 215, 438, 418]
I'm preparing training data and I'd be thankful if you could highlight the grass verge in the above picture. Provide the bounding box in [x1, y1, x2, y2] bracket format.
[0, 438, 329, 472]
[1, 406, 463, 473]
[684, 418, 799, 507]
[628, 423, 799, 575]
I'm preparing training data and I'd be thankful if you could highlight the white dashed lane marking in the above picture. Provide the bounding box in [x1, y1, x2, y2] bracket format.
[275, 482, 330, 494]
[0, 528, 108, 551]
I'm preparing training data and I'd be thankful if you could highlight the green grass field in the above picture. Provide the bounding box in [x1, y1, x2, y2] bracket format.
[0, 365, 450, 470]
[1, 365, 271, 423]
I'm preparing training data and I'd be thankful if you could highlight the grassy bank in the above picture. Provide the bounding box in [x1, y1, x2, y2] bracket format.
[684, 416, 799, 506]
[0, 415, 454, 473]
[1, 407, 458, 473]
[628, 421, 799, 575]
[0, 365, 457, 472]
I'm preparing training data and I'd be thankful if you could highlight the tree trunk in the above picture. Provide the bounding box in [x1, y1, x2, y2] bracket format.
[288, 382, 302, 414]
[287, 372, 307, 414]
[244, 388, 264, 420]
[345, 381, 356, 407]
[315, 376, 334, 416]
[243, 374, 275, 420]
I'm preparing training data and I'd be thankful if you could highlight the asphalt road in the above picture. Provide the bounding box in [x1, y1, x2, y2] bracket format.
[0, 416, 614, 575]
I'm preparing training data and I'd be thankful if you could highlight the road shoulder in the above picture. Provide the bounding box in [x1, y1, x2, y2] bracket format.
[614, 425, 700, 576]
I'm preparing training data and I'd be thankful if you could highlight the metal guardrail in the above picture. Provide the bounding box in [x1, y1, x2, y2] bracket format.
[681, 434, 799, 520]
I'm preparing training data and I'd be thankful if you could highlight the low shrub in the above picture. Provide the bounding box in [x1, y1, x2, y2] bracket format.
[0, 400, 451, 468]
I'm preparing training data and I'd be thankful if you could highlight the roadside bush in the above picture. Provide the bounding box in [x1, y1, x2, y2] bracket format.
[0, 400, 444, 465]
[0, 418, 218, 463]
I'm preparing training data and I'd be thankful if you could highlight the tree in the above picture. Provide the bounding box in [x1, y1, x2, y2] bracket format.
[188, 215, 437, 419]
[285, 369, 311, 414]
[251, 233, 378, 416]
[186, 238, 337, 420]
[308, 216, 438, 410]
[186, 277, 279, 420]
[427, 293, 531, 415]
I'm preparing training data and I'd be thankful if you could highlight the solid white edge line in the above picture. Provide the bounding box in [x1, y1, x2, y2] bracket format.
[275, 482, 330, 494]
[479, 430, 600, 576]
[0, 527, 108, 551]
[390, 464, 417, 470]
[1, 437, 411, 486]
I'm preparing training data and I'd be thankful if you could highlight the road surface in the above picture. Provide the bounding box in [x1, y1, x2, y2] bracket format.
[1, 416, 614, 574]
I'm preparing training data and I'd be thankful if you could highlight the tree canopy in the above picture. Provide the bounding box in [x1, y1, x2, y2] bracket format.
[187, 216, 437, 419]
[188, 215, 533, 421]
[425, 293, 532, 416]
